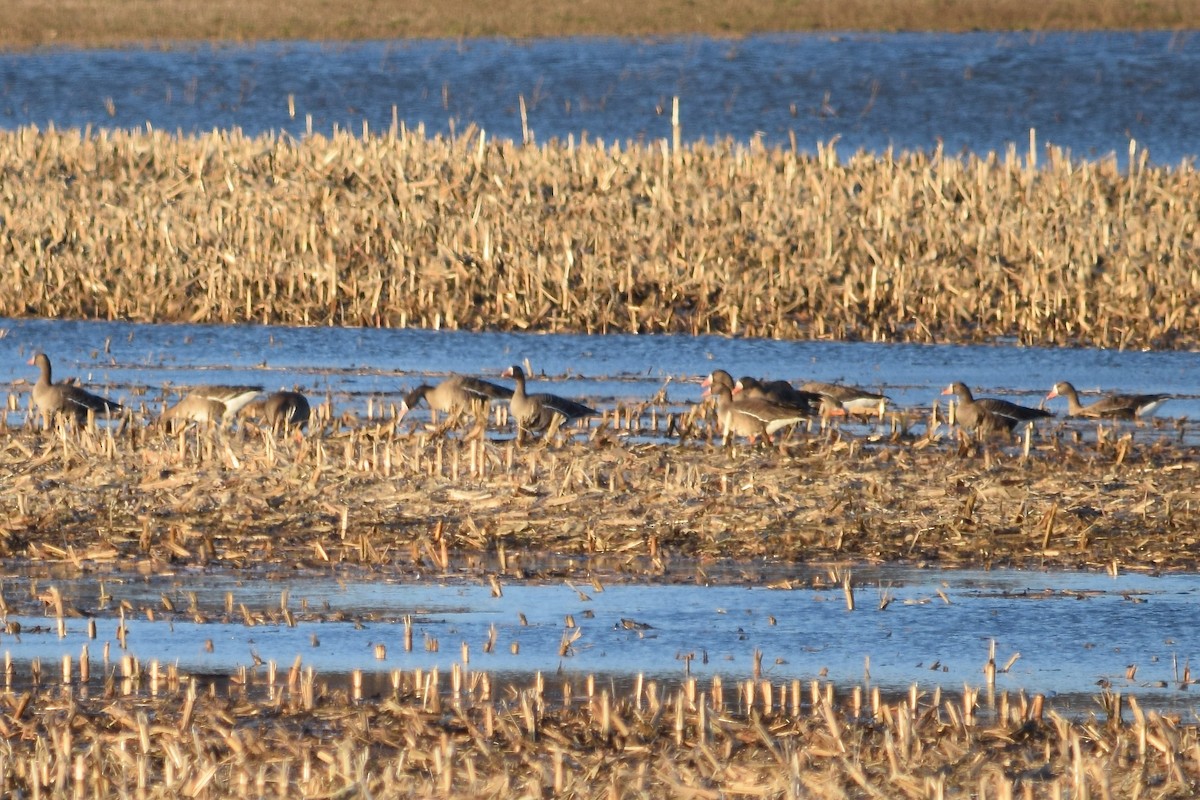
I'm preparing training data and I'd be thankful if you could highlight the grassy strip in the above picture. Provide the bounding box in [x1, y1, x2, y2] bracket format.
[1, 127, 1197, 349]
[3, 0, 1199, 49]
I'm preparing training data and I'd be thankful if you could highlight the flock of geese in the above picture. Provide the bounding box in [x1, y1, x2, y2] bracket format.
[25, 352, 1173, 444]
[27, 352, 311, 434]
[698, 371, 1167, 443]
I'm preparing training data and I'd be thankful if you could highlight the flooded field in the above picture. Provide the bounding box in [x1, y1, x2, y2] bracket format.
[2, 24, 1198, 799]
[2, 34, 1197, 165]
[4, 565, 1200, 716]
[4, 316, 1199, 431]
[3, 319, 1200, 796]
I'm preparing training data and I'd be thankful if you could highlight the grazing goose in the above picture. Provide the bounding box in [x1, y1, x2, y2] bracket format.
[799, 381, 890, 418]
[501, 365, 596, 437]
[263, 390, 311, 431]
[734, 376, 828, 416]
[1045, 381, 1169, 420]
[398, 375, 513, 422]
[942, 382, 1053, 437]
[703, 370, 829, 412]
[28, 352, 122, 425]
[159, 385, 262, 429]
[709, 384, 811, 445]
[243, 390, 311, 432]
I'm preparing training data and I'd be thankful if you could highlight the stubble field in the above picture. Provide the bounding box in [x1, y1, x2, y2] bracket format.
[3, 5, 1200, 796]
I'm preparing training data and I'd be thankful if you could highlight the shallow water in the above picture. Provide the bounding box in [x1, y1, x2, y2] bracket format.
[1, 33, 1197, 164]
[3, 317, 1198, 431]
[4, 318, 1200, 712]
[4, 32, 1199, 725]
[4, 565, 1200, 715]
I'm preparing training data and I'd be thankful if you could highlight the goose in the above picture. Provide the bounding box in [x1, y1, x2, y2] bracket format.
[734, 376, 828, 415]
[799, 381, 890, 418]
[27, 352, 122, 425]
[398, 375, 513, 422]
[501, 365, 596, 437]
[1045, 381, 1169, 420]
[242, 390, 311, 432]
[709, 384, 811, 445]
[941, 382, 1052, 437]
[159, 385, 262, 429]
[699, 369, 736, 396]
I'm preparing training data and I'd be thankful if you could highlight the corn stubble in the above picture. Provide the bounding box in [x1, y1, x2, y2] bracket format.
[0, 127, 1196, 348]
[0, 415, 1197, 796]
[0, 653, 1196, 797]
[2, 409, 1197, 579]
[4, 123, 1200, 796]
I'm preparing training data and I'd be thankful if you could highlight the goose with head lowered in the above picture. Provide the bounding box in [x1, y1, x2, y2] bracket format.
[264, 390, 311, 431]
[941, 382, 1053, 437]
[734, 376, 829, 416]
[708, 383, 813, 445]
[501, 365, 596, 438]
[27, 352, 123, 426]
[397, 375, 513, 423]
[242, 390, 311, 433]
[1045, 381, 1169, 421]
[158, 385, 263, 430]
[799, 380, 890, 418]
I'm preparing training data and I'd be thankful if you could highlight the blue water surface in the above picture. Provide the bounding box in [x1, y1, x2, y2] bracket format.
[1, 32, 1196, 164]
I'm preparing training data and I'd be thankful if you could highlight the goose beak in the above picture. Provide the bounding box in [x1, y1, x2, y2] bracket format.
[822, 402, 846, 417]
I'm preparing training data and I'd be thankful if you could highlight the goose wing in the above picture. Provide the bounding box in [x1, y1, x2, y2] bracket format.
[533, 392, 597, 421]
[975, 398, 1053, 423]
[457, 376, 514, 401]
[731, 398, 809, 435]
[1093, 392, 1169, 418]
[62, 385, 122, 416]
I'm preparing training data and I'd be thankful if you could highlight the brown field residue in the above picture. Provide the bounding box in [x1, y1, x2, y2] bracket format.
[2, 405, 1197, 575]
[0, 653, 1198, 797]
[3, 372, 1200, 795]
[1, 127, 1198, 349]
[2, 0, 1198, 49]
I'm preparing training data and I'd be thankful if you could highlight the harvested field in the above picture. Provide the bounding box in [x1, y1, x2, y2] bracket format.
[2, 409, 1197, 575]
[0, 657, 1198, 798]
[3, 366, 1200, 799]
[2, 0, 1198, 49]
[1, 127, 1197, 349]
[4, 34, 1199, 790]
[2, 422, 1199, 800]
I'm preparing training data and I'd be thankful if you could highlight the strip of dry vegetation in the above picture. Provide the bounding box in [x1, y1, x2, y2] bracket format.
[0, 660, 1197, 798]
[1, 406, 1197, 574]
[1, 127, 1197, 348]
[2, 0, 1198, 49]
[4, 0, 1195, 49]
